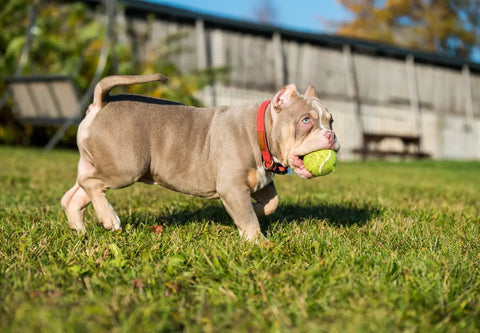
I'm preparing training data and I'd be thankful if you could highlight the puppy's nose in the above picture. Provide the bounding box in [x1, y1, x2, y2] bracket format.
[325, 130, 335, 142]
[325, 130, 340, 152]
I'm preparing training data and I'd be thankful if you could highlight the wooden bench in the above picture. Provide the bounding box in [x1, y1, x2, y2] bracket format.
[5, 75, 81, 125]
[353, 133, 430, 160]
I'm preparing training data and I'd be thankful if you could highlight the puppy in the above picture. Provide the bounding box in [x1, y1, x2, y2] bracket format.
[61, 74, 340, 241]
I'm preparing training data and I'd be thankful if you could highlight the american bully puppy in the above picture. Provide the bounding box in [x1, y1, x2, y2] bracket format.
[61, 74, 340, 241]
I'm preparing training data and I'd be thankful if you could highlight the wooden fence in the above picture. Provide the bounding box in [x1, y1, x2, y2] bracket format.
[113, 1, 480, 160]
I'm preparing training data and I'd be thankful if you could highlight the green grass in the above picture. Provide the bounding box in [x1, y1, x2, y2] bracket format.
[0, 146, 479, 332]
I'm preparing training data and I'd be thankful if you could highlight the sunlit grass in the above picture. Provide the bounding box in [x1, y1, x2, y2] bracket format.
[1, 146, 479, 332]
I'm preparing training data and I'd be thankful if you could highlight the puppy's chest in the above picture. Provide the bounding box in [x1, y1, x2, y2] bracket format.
[247, 167, 274, 192]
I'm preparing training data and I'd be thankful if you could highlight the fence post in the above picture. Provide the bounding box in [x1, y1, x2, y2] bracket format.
[462, 64, 477, 159]
[406, 55, 423, 150]
[195, 19, 207, 70]
[343, 44, 364, 153]
[272, 31, 284, 88]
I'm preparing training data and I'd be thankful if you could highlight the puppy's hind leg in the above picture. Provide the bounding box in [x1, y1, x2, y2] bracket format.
[79, 177, 121, 231]
[61, 182, 91, 232]
[76, 157, 122, 231]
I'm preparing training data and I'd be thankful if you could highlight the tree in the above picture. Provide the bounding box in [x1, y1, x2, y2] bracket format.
[336, 0, 480, 60]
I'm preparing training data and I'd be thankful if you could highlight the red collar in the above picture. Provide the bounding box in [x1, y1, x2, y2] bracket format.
[256, 101, 289, 174]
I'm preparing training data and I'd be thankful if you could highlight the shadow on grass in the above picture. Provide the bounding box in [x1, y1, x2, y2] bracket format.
[125, 201, 380, 230]
[264, 203, 380, 228]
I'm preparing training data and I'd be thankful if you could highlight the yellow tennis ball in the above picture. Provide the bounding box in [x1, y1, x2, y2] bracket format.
[303, 149, 337, 177]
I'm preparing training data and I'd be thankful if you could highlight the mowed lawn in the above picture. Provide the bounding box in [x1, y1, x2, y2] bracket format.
[0, 146, 479, 332]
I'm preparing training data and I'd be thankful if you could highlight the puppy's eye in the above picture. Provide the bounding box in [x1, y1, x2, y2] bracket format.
[302, 117, 310, 124]
[330, 119, 334, 127]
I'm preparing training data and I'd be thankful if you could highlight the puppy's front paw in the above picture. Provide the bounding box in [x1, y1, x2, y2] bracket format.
[69, 223, 87, 233]
[100, 215, 121, 231]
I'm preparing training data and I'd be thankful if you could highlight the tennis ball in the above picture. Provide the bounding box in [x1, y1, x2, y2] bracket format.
[303, 149, 337, 177]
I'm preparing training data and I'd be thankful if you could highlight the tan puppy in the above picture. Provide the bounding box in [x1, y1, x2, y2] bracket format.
[61, 74, 340, 241]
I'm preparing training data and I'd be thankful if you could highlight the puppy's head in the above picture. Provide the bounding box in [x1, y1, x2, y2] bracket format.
[268, 84, 340, 179]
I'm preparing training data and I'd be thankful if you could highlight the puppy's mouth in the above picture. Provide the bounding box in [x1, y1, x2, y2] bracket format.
[291, 155, 314, 179]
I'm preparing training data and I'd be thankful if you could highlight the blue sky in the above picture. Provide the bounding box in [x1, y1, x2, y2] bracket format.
[149, 0, 353, 34]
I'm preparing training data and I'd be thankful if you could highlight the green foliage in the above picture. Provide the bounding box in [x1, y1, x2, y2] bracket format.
[0, 0, 229, 146]
[1, 146, 479, 331]
[0, 0, 32, 77]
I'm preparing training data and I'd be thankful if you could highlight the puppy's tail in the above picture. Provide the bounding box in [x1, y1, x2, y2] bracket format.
[93, 74, 168, 108]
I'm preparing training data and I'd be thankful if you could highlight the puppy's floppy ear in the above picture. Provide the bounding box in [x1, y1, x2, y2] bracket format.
[304, 85, 317, 98]
[272, 84, 299, 111]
